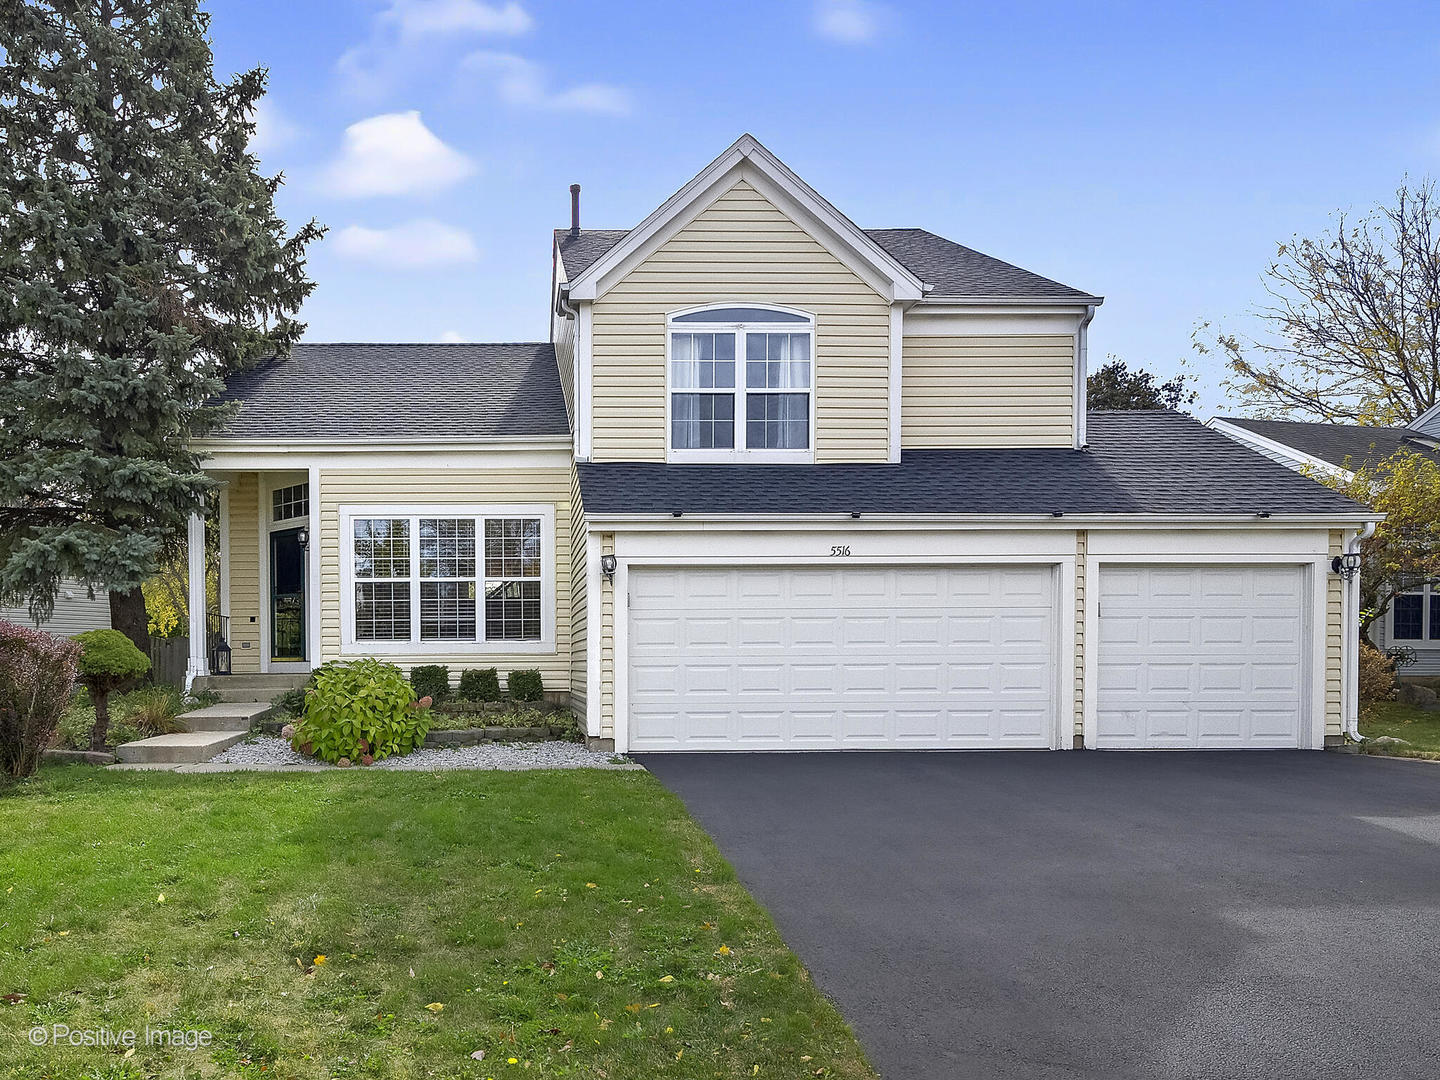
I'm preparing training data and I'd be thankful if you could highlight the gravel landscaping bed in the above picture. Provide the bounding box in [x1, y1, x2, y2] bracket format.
[208, 734, 632, 771]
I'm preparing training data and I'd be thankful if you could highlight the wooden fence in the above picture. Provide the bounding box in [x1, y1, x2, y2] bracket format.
[148, 637, 188, 687]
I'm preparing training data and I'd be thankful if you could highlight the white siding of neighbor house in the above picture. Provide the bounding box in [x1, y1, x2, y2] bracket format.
[589, 178, 892, 463]
[1, 580, 110, 636]
[569, 465, 587, 720]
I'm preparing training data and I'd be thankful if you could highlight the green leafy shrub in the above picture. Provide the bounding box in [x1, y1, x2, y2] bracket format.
[271, 686, 307, 717]
[458, 667, 500, 701]
[507, 668, 544, 703]
[74, 629, 151, 751]
[0, 618, 82, 777]
[58, 698, 141, 751]
[291, 659, 431, 764]
[409, 664, 451, 704]
[119, 684, 187, 736]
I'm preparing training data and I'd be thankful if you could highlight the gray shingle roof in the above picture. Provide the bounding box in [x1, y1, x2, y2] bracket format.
[1216, 417, 1440, 471]
[214, 343, 569, 440]
[556, 226, 1092, 300]
[576, 411, 1371, 517]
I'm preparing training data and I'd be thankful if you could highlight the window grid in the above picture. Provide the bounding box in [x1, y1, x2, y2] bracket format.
[272, 483, 309, 522]
[668, 310, 813, 457]
[349, 514, 544, 645]
[1393, 587, 1440, 642]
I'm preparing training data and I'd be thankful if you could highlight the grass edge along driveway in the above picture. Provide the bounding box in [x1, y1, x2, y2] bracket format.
[0, 766, 874, 1080]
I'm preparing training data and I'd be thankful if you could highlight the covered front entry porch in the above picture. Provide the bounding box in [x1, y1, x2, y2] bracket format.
[184, 467, 319, 686]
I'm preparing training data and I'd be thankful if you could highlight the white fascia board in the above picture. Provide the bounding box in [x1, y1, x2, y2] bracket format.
[1411, 401, 1440, 436]
[915, 295, 1105, 308]
[581, 512, 1382, 529]
[194, 435, 570, 454]
[1204, 419, 1353, 480]
[565, 134, 925, 303]
[198, 445, 572, 473]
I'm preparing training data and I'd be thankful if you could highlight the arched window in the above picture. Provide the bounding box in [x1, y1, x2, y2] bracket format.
[666, 305, 814, 460]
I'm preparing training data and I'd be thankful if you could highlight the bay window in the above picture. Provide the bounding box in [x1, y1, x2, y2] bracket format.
[668, 306, 814, 460]
[344, 506, 552, 651]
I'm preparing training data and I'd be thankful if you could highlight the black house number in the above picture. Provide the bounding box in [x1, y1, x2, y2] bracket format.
[830, 545, 852, 557]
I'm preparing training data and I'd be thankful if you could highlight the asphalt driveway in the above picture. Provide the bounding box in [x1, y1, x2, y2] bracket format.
[640, 751, 1440, 1080]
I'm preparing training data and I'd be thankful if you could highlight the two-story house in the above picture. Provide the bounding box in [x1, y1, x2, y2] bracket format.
[187, 135, 1376, 753]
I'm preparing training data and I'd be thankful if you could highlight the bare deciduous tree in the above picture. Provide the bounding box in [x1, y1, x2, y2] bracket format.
[1197, 180, 1440, 424]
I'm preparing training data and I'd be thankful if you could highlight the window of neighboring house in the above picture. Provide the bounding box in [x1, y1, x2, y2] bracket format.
[348, 510, 548, 647]
[1389, 588, 1440, 641]
[668, 306, 814, 459]
[272, 483, 309, 522]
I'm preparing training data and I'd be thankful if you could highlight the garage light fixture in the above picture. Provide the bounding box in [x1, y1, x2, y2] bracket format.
[1331, 552, 1361, 580]
[601, 554, 617, 582]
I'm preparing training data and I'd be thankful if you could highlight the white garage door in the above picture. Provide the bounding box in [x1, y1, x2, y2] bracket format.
[1096, 565, 1307, 749]
[627, 565, 1057, 751]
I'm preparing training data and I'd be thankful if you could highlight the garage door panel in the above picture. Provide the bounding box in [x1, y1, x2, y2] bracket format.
[1097, 565, 1306, 750]
[628, 565, 1058, 751]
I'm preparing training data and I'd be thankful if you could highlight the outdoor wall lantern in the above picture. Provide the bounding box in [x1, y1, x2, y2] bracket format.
[296, 527, 309, 550]
[1331, 552, 1362, 580]
[601, 554, 618, 582]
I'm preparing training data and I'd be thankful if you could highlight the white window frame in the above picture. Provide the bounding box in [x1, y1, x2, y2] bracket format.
[665, 303, 817, 464]
[339, 503, 556, 655]
[1389, 584, 1440, 643]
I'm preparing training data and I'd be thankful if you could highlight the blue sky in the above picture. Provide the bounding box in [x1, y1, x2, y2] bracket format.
[209, 0, 1440, 416]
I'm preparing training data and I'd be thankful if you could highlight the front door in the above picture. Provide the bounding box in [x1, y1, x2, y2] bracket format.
[270, 527, 306, 662]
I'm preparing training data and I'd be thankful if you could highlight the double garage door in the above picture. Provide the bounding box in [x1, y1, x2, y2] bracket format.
[626, 564, 1309, 752]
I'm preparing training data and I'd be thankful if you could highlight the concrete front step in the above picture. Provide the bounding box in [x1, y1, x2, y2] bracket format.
[194, 674, 309, 694]
[114, 729, 250, 765]
[179, 701, 274, 731]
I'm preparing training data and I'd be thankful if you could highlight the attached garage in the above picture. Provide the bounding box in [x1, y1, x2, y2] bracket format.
[1095, 565, 1309, 749]
[627, 565, 1060, 751]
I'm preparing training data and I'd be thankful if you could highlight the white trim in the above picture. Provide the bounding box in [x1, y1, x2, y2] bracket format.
[585, 530, 603, 738]
[1075, 304, 1096, 449]
[576, 301, 593, 461]
[337, 503, 557, 656]
[306, 465, 321, 669]
[564, 135, 925, 303]
[584, 512, 1381, 529]
[184, 511, 209, 690]
[913, 295, 1105, 307]
[194, 435, 570, 454]
[1205, 419, 1351, 480]
[664, 304, 817, 463]
[613, 557, 630, 754]
[199, 448, 572, 472]
[888, 304, 903, 463]
[1412, 401, 1440, 437]
[1081, 556, 1326, 751]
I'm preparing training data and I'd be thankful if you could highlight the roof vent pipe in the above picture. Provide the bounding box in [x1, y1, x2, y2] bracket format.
[569, 184, 581, 236]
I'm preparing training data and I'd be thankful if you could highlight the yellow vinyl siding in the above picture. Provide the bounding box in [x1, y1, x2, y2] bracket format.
[226, 473, 262, 673]
[591, 178, 891, 463]
[1327, 530, 1344, 738]
[1074, 530, 1086, 744]
[599, 533, 615, 739]
[569, 465, 588, 720]
[901, 335, 1075, 448]
[317, 467, 573, 691]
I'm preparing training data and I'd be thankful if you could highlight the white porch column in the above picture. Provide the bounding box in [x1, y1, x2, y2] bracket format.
[184, 510, 210, 691]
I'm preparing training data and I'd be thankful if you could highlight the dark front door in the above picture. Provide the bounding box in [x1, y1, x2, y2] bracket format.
[270, 527, 306, 661]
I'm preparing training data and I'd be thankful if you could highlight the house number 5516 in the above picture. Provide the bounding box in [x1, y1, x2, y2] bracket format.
[829, 545, 852, 557]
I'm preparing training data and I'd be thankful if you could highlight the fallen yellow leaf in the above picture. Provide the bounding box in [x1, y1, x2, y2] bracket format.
[676, 1049, 684, 1060]
[156, 893, 165, 903]
[658, 975, 674, 983]
[715, 945, 732, 956]
[595, 970, 604, 979]
[424, 1002, 444, 1013]
[313, 955, 327, 966]
[508, 1057, 519, 1065]
[585, 882, 597, 889]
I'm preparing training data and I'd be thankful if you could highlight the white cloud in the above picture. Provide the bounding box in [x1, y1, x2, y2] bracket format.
[323, 111, 476, 198]
[332, 220, 479, 268]
[337, 0, 531, 97]
[460, 51, 631, 115]
[248, 98, 300, 155]
[439, 330, 468, 342]
[813, 0, 888, 44]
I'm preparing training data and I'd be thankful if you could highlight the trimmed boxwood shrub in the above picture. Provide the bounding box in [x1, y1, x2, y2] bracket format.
[74, 629, 151, 751]
[409, 664, 451, 704]
[458, 667, 500, 701]
[507, 668, 544, 703]
[0, 619, 82, 777]
[292, 658, 431, 764]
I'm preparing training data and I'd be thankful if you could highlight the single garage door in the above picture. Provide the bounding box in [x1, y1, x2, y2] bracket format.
[627, 565, 1057, 751]
[1096, 565, 1307, 748]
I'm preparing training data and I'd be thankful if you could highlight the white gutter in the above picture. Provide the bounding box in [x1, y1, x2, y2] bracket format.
[1076, 303, 1097, 449]
[580, 511, 1382, 526]
[1345, 520, 1379, 743]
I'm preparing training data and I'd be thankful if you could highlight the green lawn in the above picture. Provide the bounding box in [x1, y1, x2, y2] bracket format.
[1359, 701, 1440, 757]
[0, 767, 873, 1079]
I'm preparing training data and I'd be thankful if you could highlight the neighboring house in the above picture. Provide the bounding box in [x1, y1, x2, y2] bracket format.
[187, 134, 1376, 752]
[0, 580, 110, 636]
[1210, 414, 1440, 674]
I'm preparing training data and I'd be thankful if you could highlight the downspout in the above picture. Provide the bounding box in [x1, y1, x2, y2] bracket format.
[1076, 304, 1097, 449]
[1344, 521, 1379, 743]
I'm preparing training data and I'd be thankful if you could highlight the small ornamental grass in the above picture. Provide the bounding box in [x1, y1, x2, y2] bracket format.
[291, 658, 431, 765]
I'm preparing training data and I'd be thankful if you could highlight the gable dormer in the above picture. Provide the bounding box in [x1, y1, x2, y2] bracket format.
[553, 135, 1100, 464]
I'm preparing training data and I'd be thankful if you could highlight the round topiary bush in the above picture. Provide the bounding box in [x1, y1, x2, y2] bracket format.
[291, 658, 431, 764]
[73, 629, 151, 750]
